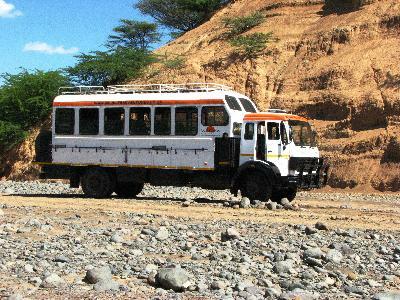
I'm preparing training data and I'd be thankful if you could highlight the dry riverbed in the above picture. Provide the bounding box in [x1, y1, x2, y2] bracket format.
[0, 181, 399, 299]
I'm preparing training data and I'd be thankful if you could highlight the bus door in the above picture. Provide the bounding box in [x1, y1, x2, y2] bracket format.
[256, 122, 266, 161]
[240, 122, 256, 165]
[265, 121, 288, 171]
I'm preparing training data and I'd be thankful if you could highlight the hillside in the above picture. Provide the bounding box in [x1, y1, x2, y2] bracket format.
[2, 0, 399, 192]
[134, 0, 400, 191]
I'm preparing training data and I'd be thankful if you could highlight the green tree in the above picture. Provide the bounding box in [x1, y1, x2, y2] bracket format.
[66, 48, 157, 86]
[107, 19, 161, 50]
[136, 0, 230, 33]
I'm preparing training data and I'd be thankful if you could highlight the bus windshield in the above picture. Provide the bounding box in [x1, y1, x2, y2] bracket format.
[289, 120, 317, 147]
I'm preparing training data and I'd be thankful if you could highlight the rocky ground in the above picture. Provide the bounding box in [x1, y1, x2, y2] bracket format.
[0, 181, 399, 299]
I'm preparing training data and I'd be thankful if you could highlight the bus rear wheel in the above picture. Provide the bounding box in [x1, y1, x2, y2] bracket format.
[115, 182, 144, 198]
[241, 171, 272, 202]
[81, 168, 115, 198]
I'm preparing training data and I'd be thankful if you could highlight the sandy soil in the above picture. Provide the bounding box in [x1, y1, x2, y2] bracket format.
[0, 194, 399, 232]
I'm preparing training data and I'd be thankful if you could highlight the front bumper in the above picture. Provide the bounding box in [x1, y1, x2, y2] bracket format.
[287, 157, 329, 189]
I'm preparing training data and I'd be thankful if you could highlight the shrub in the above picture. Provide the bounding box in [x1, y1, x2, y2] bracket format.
[0, 70, 69, 130]
[324, 0, 373, 10]
[163, 56, 186, 69]
[223, 12, 265, 36]
[230, 32, 275, 57]
[0, 70, 68, 154]
[0, 121, 26, 153]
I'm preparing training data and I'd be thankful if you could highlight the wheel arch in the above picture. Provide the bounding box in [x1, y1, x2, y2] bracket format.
[230, 161, 281, 195]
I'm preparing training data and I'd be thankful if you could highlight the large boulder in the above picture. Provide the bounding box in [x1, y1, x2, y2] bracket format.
[155, 267, 191, 292]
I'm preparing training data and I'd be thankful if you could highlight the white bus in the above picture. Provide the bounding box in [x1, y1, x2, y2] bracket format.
[35, 83, 329, 201]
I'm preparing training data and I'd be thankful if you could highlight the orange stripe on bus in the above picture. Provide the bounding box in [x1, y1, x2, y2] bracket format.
[244, 113, 308, 122]
[53, 99, 225, 107]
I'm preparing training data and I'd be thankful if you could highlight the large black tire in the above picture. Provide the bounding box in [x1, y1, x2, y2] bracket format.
[81, 168, 115, 198]
[270, 191, 283, 203]
[286, 188, 297, 202]
[115, 182, 144, 198]
[241, 171, 272, 202]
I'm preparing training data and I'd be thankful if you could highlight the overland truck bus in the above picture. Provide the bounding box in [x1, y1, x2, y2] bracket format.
[34, 83, 329, 202]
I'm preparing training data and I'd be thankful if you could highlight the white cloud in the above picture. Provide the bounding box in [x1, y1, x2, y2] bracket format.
[0, 0, 22, 18]
[23, 42, 79, 55]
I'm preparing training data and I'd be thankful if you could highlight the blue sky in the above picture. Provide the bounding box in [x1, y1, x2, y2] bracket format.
[0, 0, 167, 77]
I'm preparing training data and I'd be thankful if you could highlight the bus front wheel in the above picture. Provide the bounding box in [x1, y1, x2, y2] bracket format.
[241, 171, 272, 202]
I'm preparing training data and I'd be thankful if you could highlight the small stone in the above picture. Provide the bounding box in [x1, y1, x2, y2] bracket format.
[85, 266, 112, 284]
[373, 291, 400, 300]
[155, 227, 169, 241]
[29, 277, 42, 286]
[240, 197, 251, 208]
[274, 260, 294, 275]
[24, 264, 34, 273]
[110, 233, 124, 243]
[265, 287, 281, 298]
[211, 280, 226, 290]
[305, 226, 317, 235]
[315, 222, 328, 231]
[7, 294, 23, 300]
[3, 188, 14, 195]
[280, 198, 290, 206]
[221, 227, 241, 241]
[54, 255, 70, 263]
[40, 273, 65, 288]
[141, 228, 154, 235]
[182, 201, 191, 207]
[266, 202, 277, 210]
[325, 249, 343, 264]
[347, 271, 358, 281]
[0, 209, 4, 216]
[93, 280, 120, 292]
[367, 279, 381, 288]
[304, 247, 323, 259]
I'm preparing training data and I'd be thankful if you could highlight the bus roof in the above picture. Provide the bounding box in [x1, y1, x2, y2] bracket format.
[243, 113, 308, 122]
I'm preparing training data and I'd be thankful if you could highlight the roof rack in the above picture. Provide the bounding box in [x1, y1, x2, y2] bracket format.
[268, 109, 288, 114]
[58, 86, 107, 95]
[58, 83, 232, 95]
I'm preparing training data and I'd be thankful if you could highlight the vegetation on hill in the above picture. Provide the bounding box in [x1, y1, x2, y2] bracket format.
[0, 70, 69, 153]
[223, 12, 265, 36]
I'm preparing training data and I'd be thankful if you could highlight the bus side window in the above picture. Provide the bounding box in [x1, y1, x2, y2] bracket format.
[79, 108, 99, 135]
[104, 107, 125, 136]
[201, 106, 229, 126]
[129, 107, 151, 135]
[233, 122, 242, 136]
[267, 122, 280, 140]
[225, 95, 242, 111]
[244, 123, 255, 140]
[55, 108, 75, 135]
[175, 107, 198, 136]
[154, 107, 171, 135]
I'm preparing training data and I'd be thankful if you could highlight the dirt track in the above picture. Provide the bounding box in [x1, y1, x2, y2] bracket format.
[1, 193, 399, 231]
